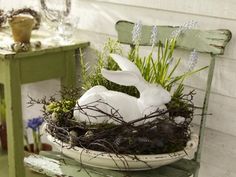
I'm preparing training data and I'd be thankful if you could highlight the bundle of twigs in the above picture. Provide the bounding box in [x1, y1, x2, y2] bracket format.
[29, 89, 196, 155]
[8, 8, 41, 29]
[0, 9, 6, 27]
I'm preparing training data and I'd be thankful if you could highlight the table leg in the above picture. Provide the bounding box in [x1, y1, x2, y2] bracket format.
[4, 59, 25, 177]
[0, 84, 4, 113]
[61, 50, 76, 88]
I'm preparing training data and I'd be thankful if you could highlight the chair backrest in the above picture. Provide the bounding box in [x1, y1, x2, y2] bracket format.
[116, 20, 231, 55]
[115, 20, 232, 165]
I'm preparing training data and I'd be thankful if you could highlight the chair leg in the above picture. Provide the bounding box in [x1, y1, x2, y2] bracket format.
[0, 84, 3, 99]
[193, 54, 216, 177]
[193, 167, 200, 177]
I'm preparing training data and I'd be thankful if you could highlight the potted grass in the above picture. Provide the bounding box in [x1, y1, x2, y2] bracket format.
[28, 22, 207, 170]
[0, 99, 7, 151]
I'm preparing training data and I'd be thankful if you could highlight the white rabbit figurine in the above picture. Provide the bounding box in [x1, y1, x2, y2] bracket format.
[74, 54, 171, 124]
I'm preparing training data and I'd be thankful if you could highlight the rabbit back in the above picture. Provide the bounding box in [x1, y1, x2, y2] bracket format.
[99, 91, 141, 122]
[74, 89, 141, 124]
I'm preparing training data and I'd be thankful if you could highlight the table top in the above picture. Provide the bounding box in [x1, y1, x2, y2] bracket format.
[0, 27, 89, 59]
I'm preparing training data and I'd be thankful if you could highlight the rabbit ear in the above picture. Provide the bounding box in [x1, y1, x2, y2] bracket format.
[110, 54, 142, 77]
[101, 69, 140, 86]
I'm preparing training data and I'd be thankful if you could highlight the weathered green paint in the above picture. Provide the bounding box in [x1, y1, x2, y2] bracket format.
[0, 84, 3, 104]
[61, 50, 77, 88]
[115, 20, 232, 55]
[0, 61, 5, 82]
[194, 54, 216, 177]
[23, 152, 197, 177]
[20, 52, 66, 84]
[4, 58, 25, 177]
[115, 20, 232, 177]
[0, 41, 89, 177]
[0, 42, 90, 59]
[169, 159, 199, 174]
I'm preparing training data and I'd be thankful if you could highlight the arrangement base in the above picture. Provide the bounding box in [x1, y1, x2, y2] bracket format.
[24, 151, 200, 177]
[46, 131, 198, 171]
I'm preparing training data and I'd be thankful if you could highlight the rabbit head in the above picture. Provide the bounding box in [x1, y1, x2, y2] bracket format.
[139, 84, 171, 107]
[102, 54, 171, 108]
[101, 54, 148, 92]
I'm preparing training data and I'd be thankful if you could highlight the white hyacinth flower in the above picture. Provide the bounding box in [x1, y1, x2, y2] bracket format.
[132, 20, 142, 45]
[170, 20, 198, 39]
[188, 49, 199, 71]
[150, 25, 158, 48]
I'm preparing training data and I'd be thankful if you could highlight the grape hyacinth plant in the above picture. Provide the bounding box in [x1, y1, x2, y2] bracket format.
[25, 116, 44, 153]
[188, 49, 199, 71]
[132, 20, 142, 45]
[170, 20, 198, 39]
[150, 25, 158, 49]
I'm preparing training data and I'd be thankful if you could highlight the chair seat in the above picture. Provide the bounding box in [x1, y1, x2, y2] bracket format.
[123, 159, 199, 177]
[24, 151, 199, 177]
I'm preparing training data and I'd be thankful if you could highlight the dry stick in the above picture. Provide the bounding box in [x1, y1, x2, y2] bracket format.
[128, 110, 169, 125]
[76, 99, 126, 124]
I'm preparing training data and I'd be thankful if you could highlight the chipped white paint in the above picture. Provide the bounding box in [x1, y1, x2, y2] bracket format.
[24, 155, 63, 176]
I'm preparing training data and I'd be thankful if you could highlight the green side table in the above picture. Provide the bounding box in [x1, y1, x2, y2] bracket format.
[0, 38, 89, 177]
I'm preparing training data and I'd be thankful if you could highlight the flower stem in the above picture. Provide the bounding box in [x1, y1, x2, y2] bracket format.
[32, 130, 38, 153]
[37, 127, 42, 151]
[24, 131, 31, 151]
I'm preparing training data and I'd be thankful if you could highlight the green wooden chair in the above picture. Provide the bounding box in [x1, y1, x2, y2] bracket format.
[24, 21, 231, 177]
[114, 20, 232, 177]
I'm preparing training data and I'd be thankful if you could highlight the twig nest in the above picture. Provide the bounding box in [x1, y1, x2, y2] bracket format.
[8, 8, 41, 29]
[8, 14, 35, 43]
[0, 9, 6, 27]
